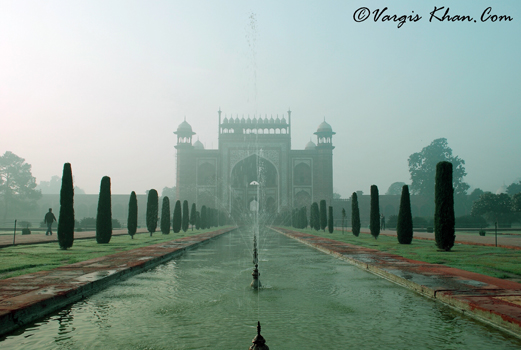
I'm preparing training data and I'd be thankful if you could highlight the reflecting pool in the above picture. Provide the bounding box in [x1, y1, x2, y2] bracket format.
[2, 228, 520, 349]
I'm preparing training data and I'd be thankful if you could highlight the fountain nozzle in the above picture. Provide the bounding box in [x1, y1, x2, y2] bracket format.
[249, 321, 269, 350]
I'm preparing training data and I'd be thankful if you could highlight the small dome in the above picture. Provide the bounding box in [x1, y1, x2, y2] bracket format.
[305, 141, 317, 150]
[281, 117, 287, 124]
[223, 117, 228, 123]
[275, 116, 281, 123]
[316, 120, 333, 133]
[175, 120, 195, 135]
[193, 140, 204, 150]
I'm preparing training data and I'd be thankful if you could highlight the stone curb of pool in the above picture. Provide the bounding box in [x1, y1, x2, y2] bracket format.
[273, 227, 521, 340]
[0, 227, 237, 338]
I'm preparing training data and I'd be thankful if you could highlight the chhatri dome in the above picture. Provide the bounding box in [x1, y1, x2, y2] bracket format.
[316, 120, 334, 133]
[305, 140, 317, 150]
[193, 139, 204, 150]
[175, 119, 195, 136]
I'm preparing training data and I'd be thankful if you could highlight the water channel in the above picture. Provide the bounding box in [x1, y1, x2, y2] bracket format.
[2, 228, 520, 349]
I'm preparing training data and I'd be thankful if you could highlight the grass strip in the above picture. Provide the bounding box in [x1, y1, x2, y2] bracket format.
[0, 228, 232, 280]
[283, 227, 521, 281]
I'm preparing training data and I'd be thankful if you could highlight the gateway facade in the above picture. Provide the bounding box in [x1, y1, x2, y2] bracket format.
[174, 110, 335, 217]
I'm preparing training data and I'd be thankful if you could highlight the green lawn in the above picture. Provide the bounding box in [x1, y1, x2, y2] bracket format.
[0, 228, 232, 280]
[283, 228, 521, 282]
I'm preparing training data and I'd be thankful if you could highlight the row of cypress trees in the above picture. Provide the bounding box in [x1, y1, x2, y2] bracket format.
[348, 161, 455, 251]
[291, 199, 334, 233]
[129, 191, 224, 238]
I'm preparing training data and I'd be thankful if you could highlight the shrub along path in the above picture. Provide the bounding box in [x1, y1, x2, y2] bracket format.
[274, 227, 521, 339]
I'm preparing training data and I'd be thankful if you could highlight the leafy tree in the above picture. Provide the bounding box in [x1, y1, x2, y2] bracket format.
[0, 151, 42, 219]
[58, 163, 74, 250]
[146, 189, 158, 236]
[310, 202, 320, 231]
[190, 203, 197, 230]
[96, 176, 112, 244]
[435, 161, 455, 251]
[351, 192, 361, 237]
[319, 200, 327, 231]
[328, 206, 334, 233]
[333, 192, 342, 199]
[127, 191, 138, 239]
[173, 200, 182, 233]
[370, 185, 380, 239]
[471, 192, 518, 226]
[507, 180, 521, 196]
[455, 215, 488, 229]
[468, 188, 484, 205]
[386, 182, 406, 195]
[408, 138, 469, 197]
[161, 186, 176, 200]
[161, 196, 171, 234]
[513, 193, 521, 213]
[112, 218, 122, 228]
[397, 185, 413, 244]
[37, 175, 85, 194]
[201, 205, 207, 229]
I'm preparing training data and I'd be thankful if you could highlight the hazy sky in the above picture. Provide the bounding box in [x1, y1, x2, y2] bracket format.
[1, 1, 520, 196]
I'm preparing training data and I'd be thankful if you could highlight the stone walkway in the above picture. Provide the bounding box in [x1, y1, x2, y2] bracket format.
[275, 227, 521, 338]
[0, 228, 149, 248]
[0, 227, 235, 337]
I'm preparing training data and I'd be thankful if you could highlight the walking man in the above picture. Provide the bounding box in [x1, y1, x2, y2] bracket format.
[44, 208, 57, 235]
[380, 214, 386, 231]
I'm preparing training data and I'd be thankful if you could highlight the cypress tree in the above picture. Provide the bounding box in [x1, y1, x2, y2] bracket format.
[351, 192, 361, 237]
[182, 200, 189, 232]
[127, 191, 138, 239]
[397, 185, 413, 244]
[195, 211, 201, 230]
[190, 203, 197, 230]
[161, 196, 171, 234]
[146, 189, 158, 236]
[370, 185, 380, 239]
[201, 205, 207, 230]
[328, 206, 334, 233]
[319, 200, 327, 231]
[173, 200, 182, 233]
[309, 204, 315, 229]
[96, 176, 112, 244]
[435, 161, 455, 251]
[58, 163, 74, 250]
[311, 202, 320, 231]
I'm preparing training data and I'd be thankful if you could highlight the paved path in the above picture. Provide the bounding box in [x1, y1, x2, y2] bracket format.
[337, 228, 521, 249]
[276, 227, 521, 338]
[0, 228, 149, 248]
[0, 227, 235, 337]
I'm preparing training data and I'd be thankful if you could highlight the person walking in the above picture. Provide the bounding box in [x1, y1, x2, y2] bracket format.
[44, 208, 57, 235]
[380, 214, 386, 231]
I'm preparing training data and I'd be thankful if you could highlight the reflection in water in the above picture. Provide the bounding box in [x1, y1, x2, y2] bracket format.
[1, 229, 520, 349]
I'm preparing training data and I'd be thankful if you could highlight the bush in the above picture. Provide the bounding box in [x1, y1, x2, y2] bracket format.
[479, 230, 486, 236]
[80, 217, 96, 228]
[22, 227, 31, 235]
[112, 218, 122, 229]
[386, 215, 398, 229]
[426, 227, 434, 233]
[455, 215, 488, 228]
